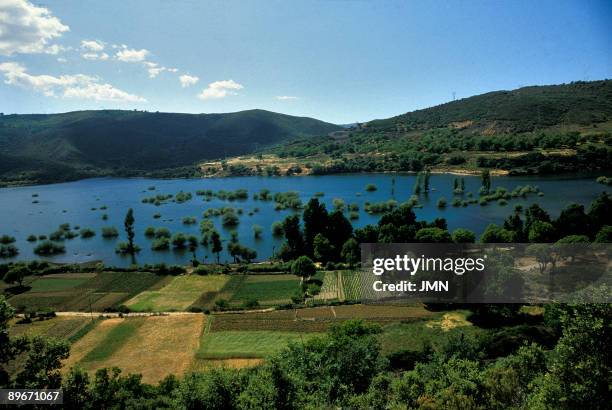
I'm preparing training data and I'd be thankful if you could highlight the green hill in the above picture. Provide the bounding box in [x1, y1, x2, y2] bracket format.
[367, 80, 612, 134]
[247, 80, 612, 177]
[0, 109, 340, 185]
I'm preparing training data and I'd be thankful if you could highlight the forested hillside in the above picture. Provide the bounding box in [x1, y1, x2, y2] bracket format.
[0, 109, 340, 185]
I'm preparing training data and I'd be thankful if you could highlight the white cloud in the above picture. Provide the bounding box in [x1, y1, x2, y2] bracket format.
[82, 52, 109, 61]
[80, 40, 104, 52]
[0, 62, 146, 102]
[179, 74, 199, 88]
[276, 95, 299, 100]
[198, 79, 243, 100]
[0, 0, 69, 56]
[115, 47, 149, 62]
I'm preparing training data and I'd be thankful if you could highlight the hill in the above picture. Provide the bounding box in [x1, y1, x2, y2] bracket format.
[223, 80, 611, 177]
[0, 109, 341, 185]
[367, 80, 612, 134]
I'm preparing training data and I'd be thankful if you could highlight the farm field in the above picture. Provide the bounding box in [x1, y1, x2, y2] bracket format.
[126, 275, 229, 311]
[64, 315, 205, 383]
[197, 330, 321, 359]
[313, 271, 341, 301]
[9, 315, 94, 340]
[228, 274, 300, 306]
[7, 271, 166, 312]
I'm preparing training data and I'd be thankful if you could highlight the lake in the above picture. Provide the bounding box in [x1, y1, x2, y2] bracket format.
[0, 173, 608, 266]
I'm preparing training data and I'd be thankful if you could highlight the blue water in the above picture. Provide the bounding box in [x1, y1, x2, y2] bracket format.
[0, 173, 607, 266]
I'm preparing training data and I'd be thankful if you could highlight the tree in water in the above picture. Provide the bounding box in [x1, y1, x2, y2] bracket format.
[210, 230, 222, 263]
[124, 208, 136, 254]
[423, 169, 431, 192]
[481, 169, 491, 194]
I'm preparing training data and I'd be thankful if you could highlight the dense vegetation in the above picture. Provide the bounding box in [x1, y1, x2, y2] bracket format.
[248, 80, 612, 176]
[0, 109, 340, 185]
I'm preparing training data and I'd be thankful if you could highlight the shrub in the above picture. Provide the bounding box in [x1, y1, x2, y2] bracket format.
[101, 227, 119, 238]
[271, 221, 284, 236]
[291, 255, 316, 280]
[0, 245, 19, 258]
[171, 233, 188, 248]
[79, 228, 96, 238]
[144, 226, 156, 237]
[155, 227, 171, 239]
[437, 197, 447, 208]
[182, 216, 197, 225]
[26, 235, 37, 242]
[0, 235, 16, 244]
[365, 183, 377, 192]
[34, 241, 65, 255]
[222, 212, 239, 227]
[252, 224, 263, 238]
[151, 237, 170, 250]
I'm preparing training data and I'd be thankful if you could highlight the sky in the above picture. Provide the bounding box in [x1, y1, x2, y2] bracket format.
[0, 0, 610, 124]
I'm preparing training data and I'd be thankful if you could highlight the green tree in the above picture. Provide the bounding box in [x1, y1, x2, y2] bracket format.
[594, 225, 612, 243]
[282, 215, 305, 259]
[528, 220, 556, 243]
[341, 238, 360, 267]
[313, 234, 334, 263]
[123, 208, 136, 254]
[211, 230, 223, 263]
[480, 224, 515, 243]
[481, 169, 491, 194]
[452, 228, 476, 243]
[291, 255, 316, 282]
[3, 264, 29, 287]
[327, 210, 353, 260]
[415, 227, 452, 243]
[15, 336, 69, 388]
[303, 198, 329, 256]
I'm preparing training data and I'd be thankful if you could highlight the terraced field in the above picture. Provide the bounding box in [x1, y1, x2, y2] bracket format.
[126, 275, 229, 311]
[8, 271, 165, 312]
[64, 315, 205, 383]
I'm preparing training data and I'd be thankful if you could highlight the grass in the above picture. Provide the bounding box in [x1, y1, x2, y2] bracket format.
[126, 275, 229, 311]
[197, 330, 321, 359]
[29, 277, 90, 292]
[65, 315, 205, 383]
[8, 272, 166, 312]
[379, 310, 482, 354]
[9, 316, 93, 340]
[80, 318, 145, 363]
[229, 275, 300, 306]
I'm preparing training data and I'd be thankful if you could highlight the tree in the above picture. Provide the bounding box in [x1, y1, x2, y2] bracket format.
[528, 220, 556, 243]
[480, 224, 515, 243]
[252, 224, 263, 239]
[481, 169, 491, 194]
[291, 255, 316, 282]
[554, 203, 590, 238]
[452, 228, 476, 243]
[524, 204, 551, 233]
[3, 264, 29, 287]
[587, 192, 612, 231]
[15, 336, 69, 388]
[313, 234, 334, 263]
[210, 230, 222, 263]
[283, 215, 305, 259]
[123, 208, 136, 254]
[1, 296, 26, 386]
[303, 198, 329, 256]
[341, 238, 360, 267]
[503, 211, 525, 241]
[327, 211, 353, 260]
[415, 227, 452, 243]
[423, 169, 431, 192]
[594, 225, 612, 243]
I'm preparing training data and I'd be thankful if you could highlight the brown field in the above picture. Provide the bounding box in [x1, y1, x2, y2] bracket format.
[64, 315, 205, 383]
[9, 316, 93, 339]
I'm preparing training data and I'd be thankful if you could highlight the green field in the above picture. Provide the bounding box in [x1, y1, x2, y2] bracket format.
[197, 330, 321, 359]
[126, 275, 229, 311]
[7, 272, 166, 312]
[80, 318, 146, 363]
[29, 277, 91, 292]
[229, 275, 300, 306]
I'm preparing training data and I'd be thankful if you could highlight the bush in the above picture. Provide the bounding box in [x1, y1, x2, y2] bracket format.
[34, 241, 65, 255]
[253, 224, 263, 238]
[0, 235, 16, 244]
[26, 235, 37, 242]
[144, 226, 156, 237]
[271, 221, 284, 236]
[437, 197, 447, 208]
[243, 298, 260, 309]
[101, 227, 119, 238]
[222, 212, 239, 227]
[291, 256, 316, 280]
[0, 245, 19, 258]
[171, 233, 188, 248]
[365, 183, 377, 192]
[151, 237, 170, 250]
[79, 228, 96, 238]
[155, 227, 171, 239]
[182, 216, 197, 225]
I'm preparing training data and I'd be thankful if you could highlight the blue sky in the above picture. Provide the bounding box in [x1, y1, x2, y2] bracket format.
[0, 0, 610, 124]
